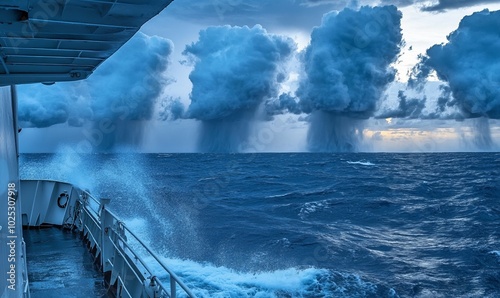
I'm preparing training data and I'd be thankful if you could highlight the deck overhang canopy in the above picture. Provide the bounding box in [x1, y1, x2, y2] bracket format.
[0, 0, 173, 86]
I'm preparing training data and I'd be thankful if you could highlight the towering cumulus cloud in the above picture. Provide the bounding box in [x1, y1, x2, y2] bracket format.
[183, 25, 295, 152]
[18, 32, 173, 151]
[297, 6, 403, 152]
[411, 9, 500, 150]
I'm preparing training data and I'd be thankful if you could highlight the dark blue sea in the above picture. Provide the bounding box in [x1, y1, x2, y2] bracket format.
[20, 153, 500, 297]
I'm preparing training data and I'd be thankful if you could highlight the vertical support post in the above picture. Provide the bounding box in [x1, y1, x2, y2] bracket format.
[170, 275, 176, 298]
[100, 197, 112, 272]
[0, 85, 25, 297]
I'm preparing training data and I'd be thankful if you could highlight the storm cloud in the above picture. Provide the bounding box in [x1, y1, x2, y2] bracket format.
[413, 10, 500, 120]
[183, 25, 295, 152]
[164, 0, 500, 31]
[297, 5, 403, 152]
[17, 33, 174, 151]
[407, 9, 500, 150]
[420, 0, 500, 11]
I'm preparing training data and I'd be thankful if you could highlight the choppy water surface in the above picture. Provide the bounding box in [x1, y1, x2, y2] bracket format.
[20, 153, 500, 297]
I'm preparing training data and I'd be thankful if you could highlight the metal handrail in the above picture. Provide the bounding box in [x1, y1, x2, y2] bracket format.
[82, 206, 101, 228]
[82, 191, 101, 215]
[111, 227, 195, 298]
[81, 190, 196, 298]
[116, 276, 133, 297]
[123, 227, 195, 296]
[107, 238, 144, 282]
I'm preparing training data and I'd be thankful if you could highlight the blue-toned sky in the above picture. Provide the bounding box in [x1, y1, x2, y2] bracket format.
[19, 0, 500, 153]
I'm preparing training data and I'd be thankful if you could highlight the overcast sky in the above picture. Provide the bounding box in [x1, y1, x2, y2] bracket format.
[18, 0, 500, 153]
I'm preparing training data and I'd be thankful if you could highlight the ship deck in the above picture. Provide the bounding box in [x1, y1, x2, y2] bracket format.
[24, 227, 109, 298]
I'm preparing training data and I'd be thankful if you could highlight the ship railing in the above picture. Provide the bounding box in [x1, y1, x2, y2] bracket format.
[78, 190, 196, 298]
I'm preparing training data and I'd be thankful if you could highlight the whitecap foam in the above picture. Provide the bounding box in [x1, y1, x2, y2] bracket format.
[299, 201, 326, 219]
[198, 177, 218, 182]
[136, 254, 398, 298]
[347, 160, 376, 166]
[489, 250, 500, 260]
[265, 192, 297, 199]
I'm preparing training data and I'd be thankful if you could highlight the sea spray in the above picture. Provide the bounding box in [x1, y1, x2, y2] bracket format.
[19, 150, 204, 256]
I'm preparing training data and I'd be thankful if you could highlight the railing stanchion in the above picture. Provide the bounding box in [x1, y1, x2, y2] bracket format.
[76, 189, 195, 298]
[171, 275, 177, 298]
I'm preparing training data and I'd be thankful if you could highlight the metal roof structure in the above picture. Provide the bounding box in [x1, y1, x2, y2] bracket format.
[0, 0, 173, 86]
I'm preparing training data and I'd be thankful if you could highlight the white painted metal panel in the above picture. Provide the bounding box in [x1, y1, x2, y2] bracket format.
[0, 86, 25, 297]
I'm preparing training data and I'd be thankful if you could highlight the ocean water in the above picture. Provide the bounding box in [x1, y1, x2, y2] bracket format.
[20, 153, 500, 297]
